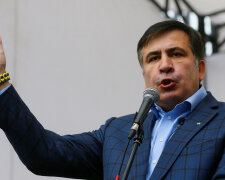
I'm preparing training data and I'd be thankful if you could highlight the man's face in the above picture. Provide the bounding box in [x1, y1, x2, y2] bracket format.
[142, 30, 205, 111]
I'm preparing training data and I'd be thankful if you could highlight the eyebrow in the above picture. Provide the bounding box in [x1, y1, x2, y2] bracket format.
[145, 50, 161, 61]
[145, 46, 187, 61]
[166, 47, 187, 55]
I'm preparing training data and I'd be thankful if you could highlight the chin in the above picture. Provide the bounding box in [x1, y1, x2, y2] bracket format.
[160, 93, 184, 104]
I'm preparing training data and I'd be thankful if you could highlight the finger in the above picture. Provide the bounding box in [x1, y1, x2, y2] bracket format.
[0, 37, 5, 55]
[0, 36, 2, 46]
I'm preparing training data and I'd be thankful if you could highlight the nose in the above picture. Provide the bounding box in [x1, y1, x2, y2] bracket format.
[159, 55, 174, 73]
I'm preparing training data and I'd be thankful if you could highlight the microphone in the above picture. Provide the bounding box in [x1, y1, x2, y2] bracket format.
[176, 118, 185, 129]
[178, 118, 185, 125]
[128, 88, 159, 139]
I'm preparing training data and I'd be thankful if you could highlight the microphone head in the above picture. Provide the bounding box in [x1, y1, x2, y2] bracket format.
[143, 88, 160, 102]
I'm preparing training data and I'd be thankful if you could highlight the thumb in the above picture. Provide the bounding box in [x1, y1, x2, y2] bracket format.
[0, 36, 6, 73]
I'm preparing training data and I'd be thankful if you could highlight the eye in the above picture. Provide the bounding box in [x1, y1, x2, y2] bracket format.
[147, 56, 160, 63]
[172, 52, 183, 57]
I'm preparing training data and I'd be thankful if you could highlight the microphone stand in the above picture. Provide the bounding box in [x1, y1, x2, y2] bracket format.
[121, 127, 144, 180]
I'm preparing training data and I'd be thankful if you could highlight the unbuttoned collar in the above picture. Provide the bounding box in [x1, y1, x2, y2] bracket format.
[151, 85, 207, 120]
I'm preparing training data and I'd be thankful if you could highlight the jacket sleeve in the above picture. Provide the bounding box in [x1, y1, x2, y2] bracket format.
[0, 85, 112, 179]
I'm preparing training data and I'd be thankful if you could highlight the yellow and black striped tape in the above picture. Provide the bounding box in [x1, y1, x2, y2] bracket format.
[0, 72, 10, 85]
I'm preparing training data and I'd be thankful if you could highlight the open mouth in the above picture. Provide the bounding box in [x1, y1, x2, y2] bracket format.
[161, 79, 175, 88]
[162, 79, 172, 85]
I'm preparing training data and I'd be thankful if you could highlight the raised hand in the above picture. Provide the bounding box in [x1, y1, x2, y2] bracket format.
[0, 37, 9, 90]
[0, 37, 6, 74]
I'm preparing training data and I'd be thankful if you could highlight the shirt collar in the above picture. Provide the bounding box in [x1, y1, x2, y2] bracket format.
[185, 85, 207, 111]
[151, 85, 207, 118]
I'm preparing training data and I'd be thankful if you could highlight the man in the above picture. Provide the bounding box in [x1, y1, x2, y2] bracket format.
[0, 20, 225, 180]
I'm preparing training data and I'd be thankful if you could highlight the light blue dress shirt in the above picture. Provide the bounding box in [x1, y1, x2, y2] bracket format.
[0, 84, 11, 95]
[146, 86, 207, 179]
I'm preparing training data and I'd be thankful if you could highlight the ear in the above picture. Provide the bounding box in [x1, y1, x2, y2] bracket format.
[142, 70, 145, 76]
[198, 60, 205, 81]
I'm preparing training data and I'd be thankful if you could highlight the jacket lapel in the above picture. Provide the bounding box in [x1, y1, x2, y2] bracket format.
[150, 93, 219, 180]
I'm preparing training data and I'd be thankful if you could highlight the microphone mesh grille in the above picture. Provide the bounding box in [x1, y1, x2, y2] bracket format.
[143, 88, 160, 102]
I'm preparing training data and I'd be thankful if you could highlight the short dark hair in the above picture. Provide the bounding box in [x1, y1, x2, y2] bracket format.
[137, 20, 205, 67]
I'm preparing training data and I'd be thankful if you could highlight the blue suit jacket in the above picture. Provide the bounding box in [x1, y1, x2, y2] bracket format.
[0, 85, 225, 180]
